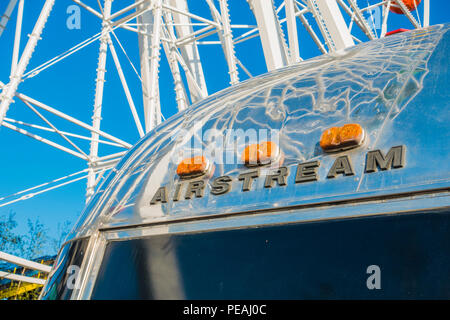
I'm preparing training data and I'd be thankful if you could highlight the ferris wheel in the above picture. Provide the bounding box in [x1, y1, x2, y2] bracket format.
[0, 0, 431, 210]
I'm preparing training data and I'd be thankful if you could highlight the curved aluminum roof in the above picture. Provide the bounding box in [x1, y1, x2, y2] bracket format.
[69, 24, 450, 240]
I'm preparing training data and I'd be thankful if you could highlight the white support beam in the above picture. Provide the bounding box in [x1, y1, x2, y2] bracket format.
[87, 0, 112, 201]
[393, 0, 420, 29]
[2, 121, 89, 160]
[0, 170, 97, 208]
[346, 0, 376, 40]
[3, 117, 123, 147]
[142, 1, 162, 132]
[205, 0, 239, 85]
[285, 0, 301, 63]
[0, 168, 88, 204]
[161, 12, 189, 112]
[71, 0, 103, 19]
[0, 80, 133, 149]
[167, 0, 208, 102]
[0, 271, 46, 285]
[10, 0, 24, 76]
[247, 0, 289, 71]
[0, 0, 55, 125]
[307, 0, 354, 51]
[108, 38, 145, 138]
[22, 99, 89, 159]
[381, 0, 391, 38]
[298, 13, 327, 54]
[423, 0, 429, 27]
[109, 0, 147, 21]
[0, 0, 18, 38]
[0, 251, 52, 273]
[219, 0, 239, 85]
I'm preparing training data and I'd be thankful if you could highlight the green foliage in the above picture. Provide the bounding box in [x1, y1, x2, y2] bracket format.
[22, 218, 49, 260]
[0, 212, 72, 258]
[51, 220, 72, 254]
[0, 211, 22, 256]
[0, 213, 72, 300]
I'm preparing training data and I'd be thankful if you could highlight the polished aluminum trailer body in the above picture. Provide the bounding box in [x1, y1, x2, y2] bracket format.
[41, 24, 450, 299]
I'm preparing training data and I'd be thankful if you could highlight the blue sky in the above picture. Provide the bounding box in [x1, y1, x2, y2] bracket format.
[0, 0, 448, 255]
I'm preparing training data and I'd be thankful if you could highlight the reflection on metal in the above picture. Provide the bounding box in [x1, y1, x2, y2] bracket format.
[67, 24, 449, 236]
[39, 24, 450, 299]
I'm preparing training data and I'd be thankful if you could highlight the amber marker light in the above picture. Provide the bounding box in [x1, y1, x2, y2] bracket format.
[242, 141, 283, 167]
[320, 123, 365, 152]
[176, 155, 213, 179]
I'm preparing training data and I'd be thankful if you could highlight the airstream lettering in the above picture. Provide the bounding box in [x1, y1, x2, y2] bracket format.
[149, 145, 406, 204]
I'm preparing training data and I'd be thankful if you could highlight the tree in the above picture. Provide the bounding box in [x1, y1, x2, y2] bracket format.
[51, 220, 72, 255]
[0, 213, 72, 300]
[21, 218, 49, 260]
[0, 211, 22, 256]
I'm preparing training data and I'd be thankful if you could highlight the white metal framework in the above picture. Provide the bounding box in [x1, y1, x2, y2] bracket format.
[0, 251, 51, 285]
[0, 0, 430, 209]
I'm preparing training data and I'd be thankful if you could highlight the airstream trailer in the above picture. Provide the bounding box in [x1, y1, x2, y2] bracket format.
[40, 24, 450, 300]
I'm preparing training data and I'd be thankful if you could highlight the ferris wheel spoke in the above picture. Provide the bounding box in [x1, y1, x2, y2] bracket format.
[423, 0, 429, 27]
[109, 0, 148, 21]
[2, 121, 90, 161]
[0, 0, 18, 38]
[285, 0, 301, 63]
[162, 3, 219, 28]
[160, 12, 189, 111]
[381, 0, 392, 37]
[160, 20, 207, 103]
[165, 0, 208, 103]
[10, 0, 23, 77]
[0, 81, 134, 149]
[248, 0, 289, 71]
[70, 0, 103, 19]
[392, 0, 421, 28]
[298, 11, 327, 54]
[0, 166, 113, 208]
[3, 117, 124, 148]
[23, 30, 103, 80]
[110, 1, 155, 29]
[110, 30, 143, 82]
[107, 39, 145, 138]
[235, 58, 253, 78]
[346, 0, 377, 40]
[0, 0, 55, 126]
[87, 0, 113, 200]
[21, 99, 90, 159]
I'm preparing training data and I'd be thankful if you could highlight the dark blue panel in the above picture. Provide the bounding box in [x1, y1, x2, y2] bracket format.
[91, 209, 450, 299]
